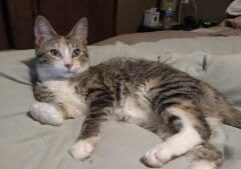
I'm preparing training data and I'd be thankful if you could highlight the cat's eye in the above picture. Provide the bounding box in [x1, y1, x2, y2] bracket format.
[50, 49, 60, 56]
[73, 49, 81, 57]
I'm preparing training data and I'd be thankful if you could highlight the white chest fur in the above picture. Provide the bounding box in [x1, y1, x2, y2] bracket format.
[43, 80, 87, 116]
[114, 94, 158, 128]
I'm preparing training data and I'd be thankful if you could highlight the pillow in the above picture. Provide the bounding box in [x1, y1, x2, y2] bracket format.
[201, 53, 241, 107]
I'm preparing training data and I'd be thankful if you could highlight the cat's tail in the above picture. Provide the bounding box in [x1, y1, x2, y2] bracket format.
[221, 104, 241, 129]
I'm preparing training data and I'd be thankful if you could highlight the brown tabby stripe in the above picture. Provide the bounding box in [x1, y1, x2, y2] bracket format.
[33, 83, 55, 102]
[79, 83, 115, 139]
[191, 144, 222, 161]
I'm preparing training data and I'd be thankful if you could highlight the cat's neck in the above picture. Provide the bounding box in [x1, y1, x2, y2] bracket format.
[42, 79, 69, 86]
[36, 63, 90, 82]
[38, 75, 71, 83]
[38, 69, 89, 84]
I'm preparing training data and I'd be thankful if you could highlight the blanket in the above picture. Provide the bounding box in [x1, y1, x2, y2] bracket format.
[1, 36, 241, 169]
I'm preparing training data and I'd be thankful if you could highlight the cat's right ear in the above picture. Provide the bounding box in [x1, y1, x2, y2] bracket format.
[69, 17, 88, 41]
[34, 15, 58, 46]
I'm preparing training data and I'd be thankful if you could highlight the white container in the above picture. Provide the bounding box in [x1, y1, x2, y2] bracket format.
[143, 8, 160, 27]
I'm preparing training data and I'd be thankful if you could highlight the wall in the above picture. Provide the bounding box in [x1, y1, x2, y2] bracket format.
[0, 0, 117, 50]
[0, 1, 9, 49]
[116, 0, 233, 35]
[116, 0, 155, 34]
[181, 0, 233, 22]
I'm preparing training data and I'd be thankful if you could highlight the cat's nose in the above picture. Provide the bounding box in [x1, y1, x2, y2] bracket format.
[65, 63, 73, 70]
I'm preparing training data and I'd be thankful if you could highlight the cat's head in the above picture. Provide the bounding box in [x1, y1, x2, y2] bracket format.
[34, 15, 89, 81]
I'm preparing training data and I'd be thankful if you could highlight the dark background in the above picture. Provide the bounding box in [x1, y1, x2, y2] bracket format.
[0, 0, 234, 50]
[0, 0, 117, 50]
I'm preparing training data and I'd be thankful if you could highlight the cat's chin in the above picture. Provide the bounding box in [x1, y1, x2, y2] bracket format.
[54, 72, 78, 80]
[38, 72, 76, 81]
[60, 73, 75, 79]
[37, 65, 89, 81]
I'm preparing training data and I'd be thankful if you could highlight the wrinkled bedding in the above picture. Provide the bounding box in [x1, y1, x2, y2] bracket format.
[1, 36, 241, 169]
[96, 28, 241, 46]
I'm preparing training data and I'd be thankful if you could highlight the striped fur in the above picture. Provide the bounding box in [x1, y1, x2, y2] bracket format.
[30, 16, 241, 169]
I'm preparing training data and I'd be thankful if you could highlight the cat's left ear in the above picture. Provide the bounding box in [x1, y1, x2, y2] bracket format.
[34, 15, 58, 46]
[69, 17, 88, 41]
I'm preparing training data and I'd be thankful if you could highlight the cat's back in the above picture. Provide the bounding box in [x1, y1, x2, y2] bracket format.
[91, 57, 187, 82]
[99, 57, 163, 72]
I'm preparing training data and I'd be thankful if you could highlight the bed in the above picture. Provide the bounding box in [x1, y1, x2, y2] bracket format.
[1, 28, 241, 169]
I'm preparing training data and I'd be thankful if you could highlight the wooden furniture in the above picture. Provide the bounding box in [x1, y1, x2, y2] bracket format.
[0, 0, 117, 49]
[0, 2, 9, 50]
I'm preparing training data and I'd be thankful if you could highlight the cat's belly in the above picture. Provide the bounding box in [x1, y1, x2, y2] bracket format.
[113, 95, 159, 130]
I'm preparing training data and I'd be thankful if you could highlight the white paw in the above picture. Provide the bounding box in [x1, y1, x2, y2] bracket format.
[69, 139, 95, 160]
[141, 145, 170, 168]
[29, 102, 64, 126]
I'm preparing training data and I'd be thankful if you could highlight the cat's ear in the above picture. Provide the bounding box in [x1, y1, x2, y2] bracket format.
[69, 17, 88, 41]
[34, 15, 58, 46]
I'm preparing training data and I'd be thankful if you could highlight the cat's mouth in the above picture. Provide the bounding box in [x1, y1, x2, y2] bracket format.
[63, 70, 79, 78]
[65, 69, 79, 75]
[66, 69, 73, 73]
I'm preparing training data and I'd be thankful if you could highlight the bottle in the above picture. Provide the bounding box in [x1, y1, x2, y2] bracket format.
[163, 7, 174, 29]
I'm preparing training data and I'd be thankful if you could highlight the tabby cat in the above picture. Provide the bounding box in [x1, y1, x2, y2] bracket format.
[29, 16, 241, 169]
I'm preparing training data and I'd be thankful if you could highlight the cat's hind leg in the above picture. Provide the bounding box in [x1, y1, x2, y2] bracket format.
[188, 145, 222, 169]
[141, 104, 210, 168]
[187, 118, 225, 169]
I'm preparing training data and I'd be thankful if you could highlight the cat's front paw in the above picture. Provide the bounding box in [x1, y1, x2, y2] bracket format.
[69, 137, 99, 160]
[29, 102, 64, 126]
[141, 145, 170, 168]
